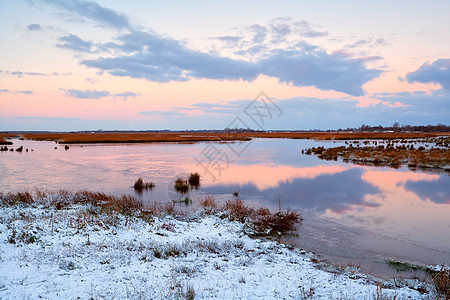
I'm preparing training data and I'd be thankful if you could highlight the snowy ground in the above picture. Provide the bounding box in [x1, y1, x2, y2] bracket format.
[0, 204, 432, 299]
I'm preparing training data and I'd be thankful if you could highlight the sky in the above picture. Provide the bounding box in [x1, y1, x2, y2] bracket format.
[0, 0, 449, 131]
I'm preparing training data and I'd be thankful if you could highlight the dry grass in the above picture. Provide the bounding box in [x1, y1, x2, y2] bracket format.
[1, 189, 301, 235]
[18, 132, 251, 143]
[0, 136, 13, 145]
[223, 198, 255, 223]
[1, 131, 449, 144]
[430, 265, 450, 299]
[223, 198, 302, 235]
[0, 189, 142, 215]
[0, 191, 34, 206]
[199, 194, 217, 208]
[252, 207, 302, 233]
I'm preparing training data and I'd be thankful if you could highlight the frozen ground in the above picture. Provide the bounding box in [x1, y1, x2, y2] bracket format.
[0, 204, 432, 299]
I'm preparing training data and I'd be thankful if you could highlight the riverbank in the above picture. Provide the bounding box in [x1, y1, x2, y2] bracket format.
[0, 190, 443, 299]
[1, 131, 449, 144]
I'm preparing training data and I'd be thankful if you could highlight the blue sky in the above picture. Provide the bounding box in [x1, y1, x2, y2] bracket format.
[0, 0, 449, 131]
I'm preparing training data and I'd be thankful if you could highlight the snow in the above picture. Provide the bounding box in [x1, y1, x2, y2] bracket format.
[0, 204, 430, 299]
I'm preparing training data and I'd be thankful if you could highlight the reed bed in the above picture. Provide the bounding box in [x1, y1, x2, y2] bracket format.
[305, 143, 450, 170]
[0, 136, 13, 145]
[1, 131, 449, 144]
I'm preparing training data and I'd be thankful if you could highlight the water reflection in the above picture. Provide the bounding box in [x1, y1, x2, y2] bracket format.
[203, 167, 380, 213]
[404, 176, 450, 204]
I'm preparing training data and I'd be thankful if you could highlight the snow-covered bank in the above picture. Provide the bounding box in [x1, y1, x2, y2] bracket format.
[0, 203, 431, 299]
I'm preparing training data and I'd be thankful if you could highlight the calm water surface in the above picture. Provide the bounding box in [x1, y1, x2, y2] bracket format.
[1, 138, 449, 278]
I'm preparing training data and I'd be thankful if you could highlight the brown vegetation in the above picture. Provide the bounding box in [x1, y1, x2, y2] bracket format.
[1, 131, 449, 144]
[0, 189, 301, 236]
[133, 178, 155, 191]
[174, 178, 190, 194]
[0, 136, 13, 145]
[199, 194, 217, 208]
[305, 139, 450, 170]
[430, 265, 450, 299]
[0, 189, 142, 215]
[223, 198, 302, 235]
[174, 173, 201, 195]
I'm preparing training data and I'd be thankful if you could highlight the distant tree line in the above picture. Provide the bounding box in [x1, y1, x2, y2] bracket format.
[333, 123, 450, 133]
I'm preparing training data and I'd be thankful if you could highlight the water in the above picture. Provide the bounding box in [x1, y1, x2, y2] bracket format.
[1, 138, 449, 278]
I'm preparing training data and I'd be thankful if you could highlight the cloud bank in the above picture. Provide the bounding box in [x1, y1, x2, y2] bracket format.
[80, 31, 381, 96]
[406, 59, 450, 91]
[40, 0, 131, 30]
[40, 0, 382, 96]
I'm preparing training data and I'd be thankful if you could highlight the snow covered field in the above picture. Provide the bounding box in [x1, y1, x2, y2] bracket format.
[0, 202, 433, 299]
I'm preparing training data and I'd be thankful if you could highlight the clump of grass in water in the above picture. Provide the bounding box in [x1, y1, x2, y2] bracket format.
[188, 172, 200, 189]
[134, 178, 155, 192]
[174, 178, 190, 194]
[174, 172, 201, 194]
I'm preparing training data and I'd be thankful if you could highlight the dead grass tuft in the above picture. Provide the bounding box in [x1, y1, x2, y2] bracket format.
[199, 195, 217, 208]
[0, 191, 33, 206]
[430, 265, 450, 299]
[134, 178, 155, 191]
[253, 209, 303, 233]
[174, 178, 190, 194]
[223, 198, 255, 223]
[223, 198, 302, 235]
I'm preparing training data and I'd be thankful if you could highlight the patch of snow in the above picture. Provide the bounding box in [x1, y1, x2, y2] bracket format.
[0, 205, 430, 299]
